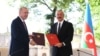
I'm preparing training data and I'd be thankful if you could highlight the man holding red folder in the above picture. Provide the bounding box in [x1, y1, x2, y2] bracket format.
[50, 10, 74, 56]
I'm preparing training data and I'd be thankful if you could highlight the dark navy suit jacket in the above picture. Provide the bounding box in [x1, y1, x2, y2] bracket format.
[50, 20, 74, 56]
[9, 17, 29, 56]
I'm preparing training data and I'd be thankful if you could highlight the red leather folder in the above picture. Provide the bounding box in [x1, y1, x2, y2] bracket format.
[46, 34, 60, 46]
[32, 32, 45, 46]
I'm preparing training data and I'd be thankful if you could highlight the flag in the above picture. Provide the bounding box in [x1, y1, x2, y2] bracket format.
[81, 2, 97, 56]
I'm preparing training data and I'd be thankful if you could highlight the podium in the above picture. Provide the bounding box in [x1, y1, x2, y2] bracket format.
[0, 47, 9, 56]
[29, 45, 50, 56]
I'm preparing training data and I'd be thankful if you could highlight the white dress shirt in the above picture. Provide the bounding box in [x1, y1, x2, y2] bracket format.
[57, 20, 64, 34]
[57, 20, 66, 46]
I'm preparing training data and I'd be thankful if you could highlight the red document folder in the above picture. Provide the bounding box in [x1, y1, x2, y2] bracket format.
[46, 34, 60, 46]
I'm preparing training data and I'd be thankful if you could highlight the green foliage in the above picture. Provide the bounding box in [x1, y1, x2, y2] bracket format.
[76, 0, 100, 6]
[50, 0, 73, 11]
[7, 0, 37, 8]
[57, 0, 73, 9]
[7, 0, 17, 7]
[45, 14, 52, 20]
[94, 19, 100, 40]
[75, 0, 100, 11]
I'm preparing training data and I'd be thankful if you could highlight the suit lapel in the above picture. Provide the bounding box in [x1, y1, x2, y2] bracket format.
[18, 17, 28, 32]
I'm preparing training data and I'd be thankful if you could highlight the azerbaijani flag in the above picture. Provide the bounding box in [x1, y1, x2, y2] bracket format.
[81, 1, 97, 56]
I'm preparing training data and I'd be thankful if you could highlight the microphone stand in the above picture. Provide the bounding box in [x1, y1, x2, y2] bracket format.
[77, 49, 93, 56]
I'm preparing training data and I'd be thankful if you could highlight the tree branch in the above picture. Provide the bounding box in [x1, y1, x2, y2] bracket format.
[40, 0, 52, 12]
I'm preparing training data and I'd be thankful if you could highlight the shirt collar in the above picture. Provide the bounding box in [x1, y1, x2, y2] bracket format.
[19, 16, 24, 22]
[58, 20, 64, 25]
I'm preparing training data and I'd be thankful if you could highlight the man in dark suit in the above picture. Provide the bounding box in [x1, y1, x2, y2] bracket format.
[50, 10, 74, 56]
[9, 7, 30, 56]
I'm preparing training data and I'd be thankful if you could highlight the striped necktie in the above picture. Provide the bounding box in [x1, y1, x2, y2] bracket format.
[23, 21, 28, 31]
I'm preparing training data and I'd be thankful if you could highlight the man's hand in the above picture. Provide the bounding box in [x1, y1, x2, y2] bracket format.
[29, 39, 37, 45]
[54, 43, 63, 48]
[29, 35, 34, 39]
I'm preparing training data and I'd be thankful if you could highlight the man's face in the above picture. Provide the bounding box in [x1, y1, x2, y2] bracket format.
[56, 11, 64, 22]
[20, 8, 29, 20]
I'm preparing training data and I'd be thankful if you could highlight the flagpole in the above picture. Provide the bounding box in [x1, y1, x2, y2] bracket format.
[81, 0, 97, 56]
